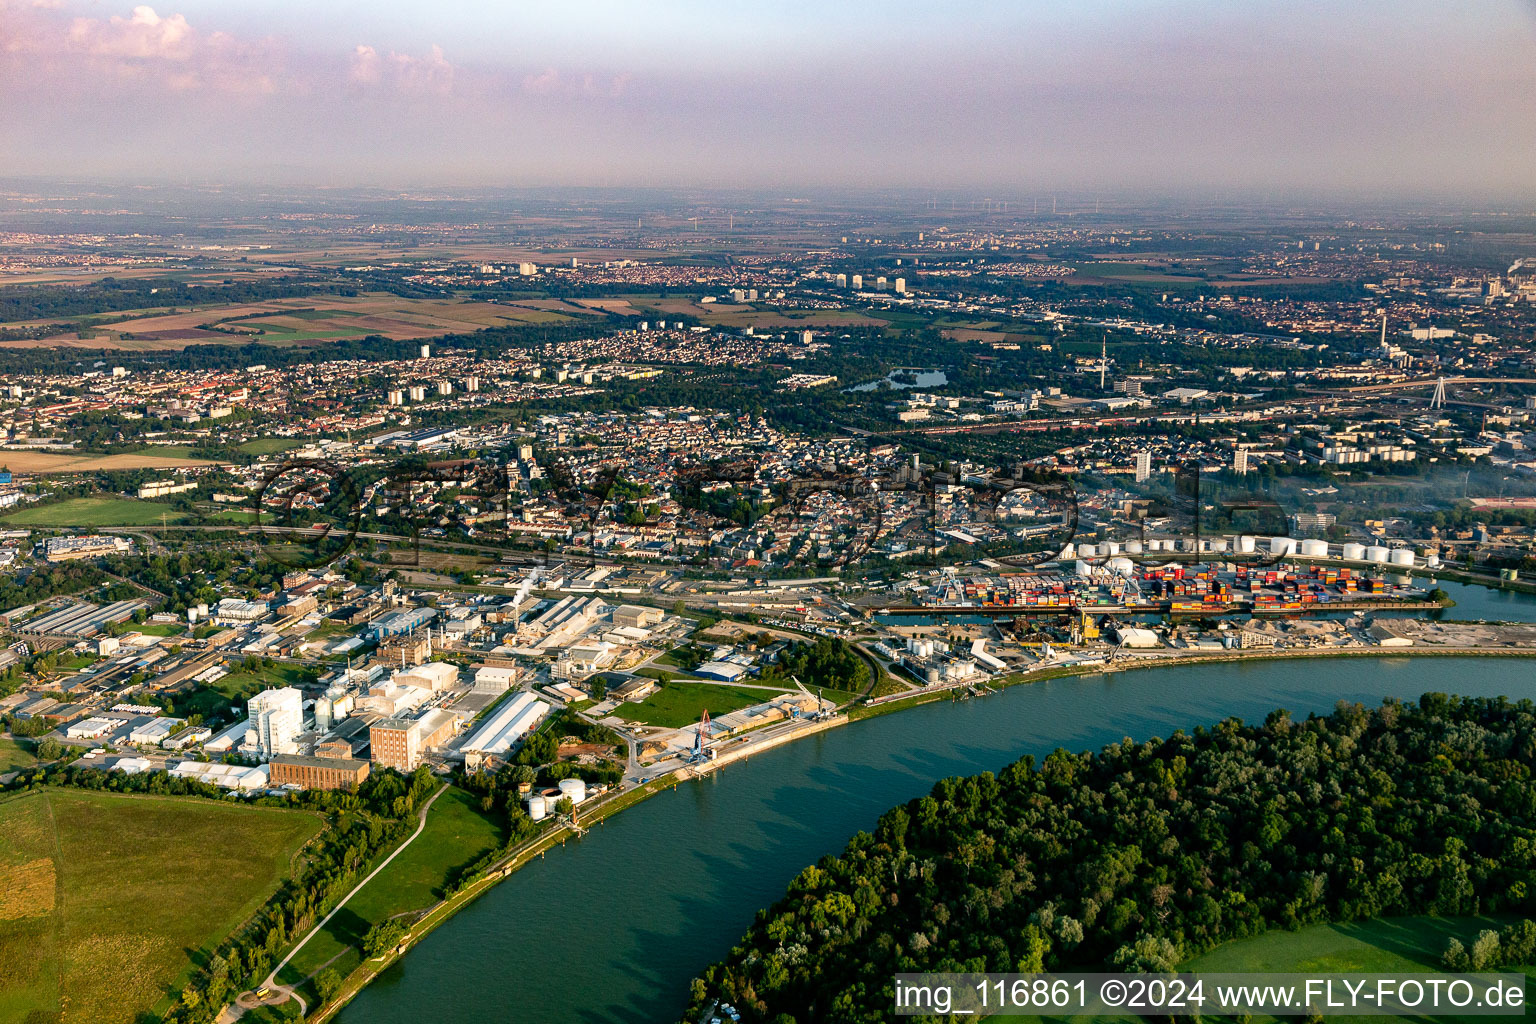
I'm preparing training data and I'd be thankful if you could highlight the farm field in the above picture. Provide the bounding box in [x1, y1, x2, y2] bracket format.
[1, 496, 183, 526]
[0, 789, 325, 1024]
[0, 448, 220, 474]
[277, 786, 504, 992]
[0, 292, 590, 349]
[991, 916, 1535, 1024]
[609, 680, 785, 728]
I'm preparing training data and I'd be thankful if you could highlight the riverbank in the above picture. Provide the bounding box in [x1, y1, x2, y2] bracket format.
[284, 644, 1536, 1022]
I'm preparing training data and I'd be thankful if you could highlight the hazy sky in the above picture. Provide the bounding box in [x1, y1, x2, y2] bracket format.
[3, 0, 1535, 196]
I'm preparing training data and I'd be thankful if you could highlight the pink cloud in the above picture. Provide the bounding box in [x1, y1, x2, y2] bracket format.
[350, 42, 455, 96]
[67, 6, 193, 60]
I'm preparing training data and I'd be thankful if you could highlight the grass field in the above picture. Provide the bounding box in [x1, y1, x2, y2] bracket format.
[2, 496, 184, 527]
[133, 621, 186, 637]
[990, 916, 1534, 1023]
[0, 789, 325, 1024]
[174, 662, 316, 723]
[0, 736, 36, 773]
[609, 680, 784, 728]
[237, 438, 304, 455]
[277, 786, 504, 989]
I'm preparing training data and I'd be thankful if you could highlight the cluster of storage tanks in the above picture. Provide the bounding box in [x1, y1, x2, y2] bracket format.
[527, 777, 587, 821]
[1067, 537, 1428, 571]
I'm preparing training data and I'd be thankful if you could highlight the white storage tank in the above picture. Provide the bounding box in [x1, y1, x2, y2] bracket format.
[1102, 541, 1120, 556]
[1237, 535, 1257, 554]
[1107, 556, 1134, 577]
[558, 778, 588, 805]
[1299, 539, 1329, 557]
[1126, 540, 1144, 554]
[1342, 542, 1366, 561]
[1426, 551, 1442, 569]
[1059, 542, 1076, 560]
[1270, 536, 1297, 556]
[1078, 543, 1098, 559]
[528, 795, 548, 821]
[1388, 548, 1415, 567]
[1366, 545, 1390, 564]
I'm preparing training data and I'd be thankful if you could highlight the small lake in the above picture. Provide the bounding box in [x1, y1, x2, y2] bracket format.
[847, 369, 949, 392]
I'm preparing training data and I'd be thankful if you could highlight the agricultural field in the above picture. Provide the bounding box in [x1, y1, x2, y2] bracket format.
[0, 448, 220, 474]
[0, 292, 586, 349]
[0, 789, 325, 1024]
[609, 680, 785, 728]
[276, 786, 504, 993]
[634, 297, 886, 329]
[1, 496, 183, 527]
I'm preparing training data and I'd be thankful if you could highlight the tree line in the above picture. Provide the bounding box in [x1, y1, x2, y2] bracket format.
[686, 693, 1536, 1023]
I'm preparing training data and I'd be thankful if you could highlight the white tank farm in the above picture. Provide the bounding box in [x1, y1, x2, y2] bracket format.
[1270, 536, 1298, 556]
[528, 795, 548, 821]
[1299, 539, 1329, 557]
[558, 778, 588, 804]
[1236, 535, 1257, 554]
[1388, 548, 1416, 567]
[1342, 542, 1366, 561]
[1366, 545, 1390, 563]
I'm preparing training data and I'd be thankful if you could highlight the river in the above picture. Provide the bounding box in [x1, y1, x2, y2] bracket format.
[336, 654, 1536, 1024]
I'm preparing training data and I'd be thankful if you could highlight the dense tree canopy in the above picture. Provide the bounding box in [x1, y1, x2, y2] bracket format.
[688, 694, 1536, 1023]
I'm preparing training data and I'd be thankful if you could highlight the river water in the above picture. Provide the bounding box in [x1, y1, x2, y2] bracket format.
[336, 653, 1536, 1024]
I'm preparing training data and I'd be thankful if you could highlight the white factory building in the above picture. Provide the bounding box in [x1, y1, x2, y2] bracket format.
[245, 687, 304, 759]
[460, 692, 550, 762]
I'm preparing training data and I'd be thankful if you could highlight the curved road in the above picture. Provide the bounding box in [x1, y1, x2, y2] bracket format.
[233, 783, 448, 1019]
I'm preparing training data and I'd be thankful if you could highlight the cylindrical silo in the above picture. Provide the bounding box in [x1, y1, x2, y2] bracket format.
[1237, 535, 1256, 554]
[1366, 545, 1390, 563]
[1300, 539, 1329, 557]
[1388, 548, 1415, 567]
[528, 795, 548, 821]
[1342, 542, 1366, 561]
[558, 778, 587, 805]
[1270, 536, 1297, 556]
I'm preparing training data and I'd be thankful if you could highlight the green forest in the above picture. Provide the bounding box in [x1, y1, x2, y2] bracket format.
[687, 694, 1536, 1022]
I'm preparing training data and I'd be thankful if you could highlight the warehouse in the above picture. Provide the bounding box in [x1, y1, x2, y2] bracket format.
[459, 691, 550, 759]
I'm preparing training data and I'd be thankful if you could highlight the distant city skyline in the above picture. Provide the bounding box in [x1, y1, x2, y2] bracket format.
[2, 0, 1535, 197]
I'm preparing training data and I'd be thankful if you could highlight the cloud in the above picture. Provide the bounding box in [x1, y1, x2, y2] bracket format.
[67, 6, 193, 60]
[521, 66, 631, 99]
[350, 42, 455, 96]
[4, 3, 279, 94]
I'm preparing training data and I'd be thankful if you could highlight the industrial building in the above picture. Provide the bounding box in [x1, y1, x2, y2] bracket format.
[370, 708, 459, 772]
[169, 761, 269, 791]
[246, 687, 304, 758]
[268, 753, 371, 790]
[612, 604, 664, 629]
[370, 607, 437, 638]
[459, 691, 550, 763]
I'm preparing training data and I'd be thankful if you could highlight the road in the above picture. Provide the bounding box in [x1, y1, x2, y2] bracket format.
[226, 783, 449, 1021]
